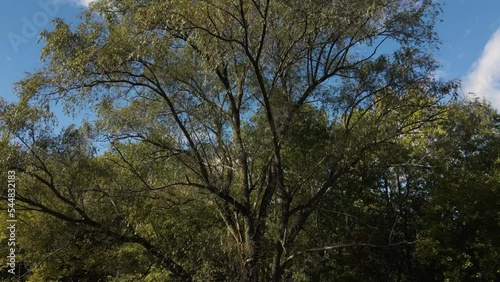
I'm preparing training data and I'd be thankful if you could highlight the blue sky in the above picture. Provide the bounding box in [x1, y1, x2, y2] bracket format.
[1, 0, 500, 127]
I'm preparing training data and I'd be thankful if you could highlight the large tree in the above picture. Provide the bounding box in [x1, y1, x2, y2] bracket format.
[0, 0, 472, 281]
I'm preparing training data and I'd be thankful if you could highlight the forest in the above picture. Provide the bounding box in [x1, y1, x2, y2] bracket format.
[1, 0, 499, 281]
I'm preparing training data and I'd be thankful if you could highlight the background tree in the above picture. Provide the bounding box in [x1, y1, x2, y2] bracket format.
[414, 100, 500, 281]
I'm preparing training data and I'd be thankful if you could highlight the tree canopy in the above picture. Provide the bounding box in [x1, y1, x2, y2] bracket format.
[1, 0, 499, 281]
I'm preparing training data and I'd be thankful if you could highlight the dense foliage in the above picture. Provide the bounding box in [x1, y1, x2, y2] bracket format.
[1, 0, 499, 281]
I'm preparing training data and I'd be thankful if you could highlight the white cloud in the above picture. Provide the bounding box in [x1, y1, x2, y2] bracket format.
[75, 0, 96, 6]
[464, 29, 500, 109]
